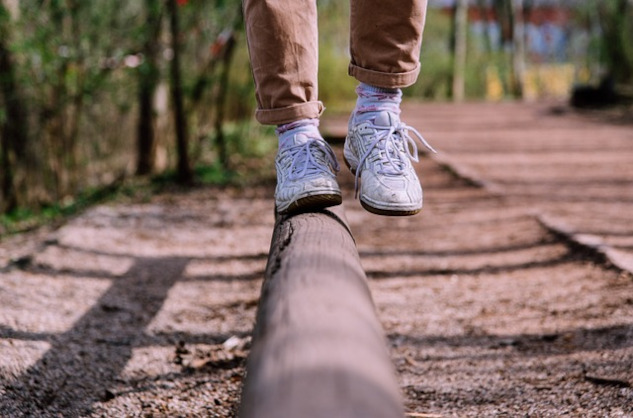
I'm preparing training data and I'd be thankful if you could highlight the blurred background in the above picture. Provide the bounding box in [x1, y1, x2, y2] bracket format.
[0, 0, 631, 229]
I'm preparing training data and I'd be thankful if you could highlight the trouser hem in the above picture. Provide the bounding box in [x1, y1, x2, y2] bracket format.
[348, 63, 421, 88]
[255, 101, 325, 125]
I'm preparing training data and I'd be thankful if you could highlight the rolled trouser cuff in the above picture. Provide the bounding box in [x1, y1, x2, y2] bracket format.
[255, 101, 325, 125]
[348, 63, 421, 89]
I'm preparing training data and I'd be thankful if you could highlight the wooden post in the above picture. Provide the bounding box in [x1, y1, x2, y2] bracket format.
[511, 0, 526, 98]
[239, 206, 403, 418]
[166, 0, 193, 184]
[452, 0, 468, 102]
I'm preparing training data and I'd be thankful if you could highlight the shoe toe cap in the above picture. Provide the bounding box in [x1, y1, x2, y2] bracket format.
[361, 171, 422, 206]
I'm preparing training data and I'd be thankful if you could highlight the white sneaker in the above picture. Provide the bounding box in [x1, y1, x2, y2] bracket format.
[344, 111, 436, 216]
[275, 133, 342, 214]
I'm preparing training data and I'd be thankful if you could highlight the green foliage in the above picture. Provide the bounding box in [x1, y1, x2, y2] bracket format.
[1, 0, 250, 216]
[317, 44, 358, 114]
[597, 0, 633, 84]
[408, 8, 454, 100]
[0, 181, 123, 236]
[194, 162, 236, 185]
[316, 0, 358, 114]
[151, 120, 275, 189]
[206, 121, 277, 183]
[0, 117, 275, 234]
[572, 0, 633, 86]
[224, 37, 258, 121]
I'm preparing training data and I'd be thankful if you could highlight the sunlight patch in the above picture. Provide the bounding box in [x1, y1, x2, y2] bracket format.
[0, 339, 51, 380]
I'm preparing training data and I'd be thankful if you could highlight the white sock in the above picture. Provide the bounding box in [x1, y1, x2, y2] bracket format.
[353, 82, 402, 121]
[276, 119, 321, 149]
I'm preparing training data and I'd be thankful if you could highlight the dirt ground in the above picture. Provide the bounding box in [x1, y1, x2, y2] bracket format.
[1, 102, 632, 417]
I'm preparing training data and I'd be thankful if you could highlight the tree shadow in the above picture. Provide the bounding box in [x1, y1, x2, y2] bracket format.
[0, 256, 188, 416]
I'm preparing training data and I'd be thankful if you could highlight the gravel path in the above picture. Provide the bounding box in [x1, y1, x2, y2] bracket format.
[1, 102, 632, 417]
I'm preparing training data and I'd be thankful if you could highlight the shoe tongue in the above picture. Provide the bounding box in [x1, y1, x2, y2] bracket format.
[373, 111, 398, 127]
[292, 133, 312, 145]
[279, 128, 319, 148]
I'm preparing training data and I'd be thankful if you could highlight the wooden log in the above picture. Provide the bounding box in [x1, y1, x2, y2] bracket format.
[239, 206, 404, 418]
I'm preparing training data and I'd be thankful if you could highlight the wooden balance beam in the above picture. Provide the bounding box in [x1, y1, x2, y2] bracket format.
[239, 206, 404, 418]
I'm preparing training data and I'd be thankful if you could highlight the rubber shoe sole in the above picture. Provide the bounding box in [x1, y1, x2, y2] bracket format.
[277, 191, 342, 215]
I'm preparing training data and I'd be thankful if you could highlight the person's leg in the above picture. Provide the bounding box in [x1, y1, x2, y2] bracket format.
[348, 0, 427, 88]
[243, 0, 340, 213]
[344, 0, 435, 216]
[243, 0, 322, 125]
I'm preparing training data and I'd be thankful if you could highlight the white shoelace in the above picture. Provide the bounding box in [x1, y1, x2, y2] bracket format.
[283, 136, 340, 181]
[353, 121, 436, 197]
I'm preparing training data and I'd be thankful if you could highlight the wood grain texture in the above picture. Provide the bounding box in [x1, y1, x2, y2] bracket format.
[239, 206, 403, 418]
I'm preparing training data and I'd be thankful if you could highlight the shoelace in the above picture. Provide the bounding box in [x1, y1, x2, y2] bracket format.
[353, 121, 436, 197]
[284, 136, 340, 181]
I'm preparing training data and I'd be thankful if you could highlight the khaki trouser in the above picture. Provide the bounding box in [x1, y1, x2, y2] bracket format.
[243, 0, 428, 125]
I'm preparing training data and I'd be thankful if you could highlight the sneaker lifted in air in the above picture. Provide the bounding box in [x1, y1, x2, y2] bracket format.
[344, 110, 436, 216]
